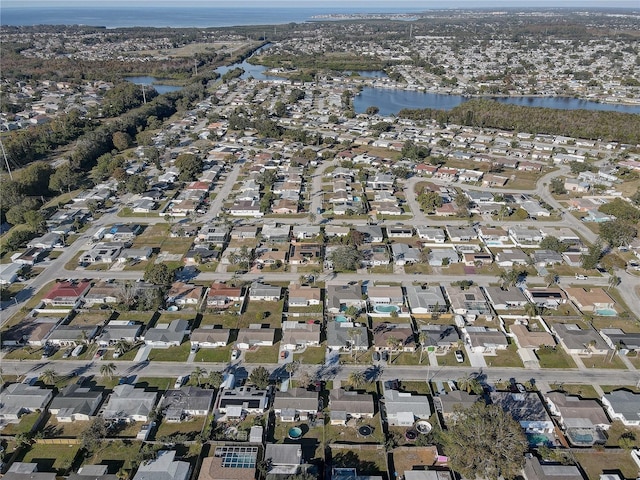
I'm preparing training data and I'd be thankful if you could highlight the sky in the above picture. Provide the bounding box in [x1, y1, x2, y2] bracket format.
[4, 0, 639, 7]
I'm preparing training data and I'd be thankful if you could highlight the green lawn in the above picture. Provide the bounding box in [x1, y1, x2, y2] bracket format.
[198, 313, 239, 328]
[84, 440, 142, 471]
[398, 381, 431, 395]
[548, 383, 599, 399]
[244, 343, 280, 364]
[195, 346, 233, 363]
[155, 416, 206, 441]
[43, 417, 90, 438]
[574, 449, 640, 480]
[583, 354, 627, 369]
[486, 343, 523, 368]
[1, 412, 41, 435]
[240, 299, 284, 327]
[134, 376, 174, 391]
[536, 347, 577, 369]
[20, 443, 81, 474]
[294, 346, 326, 365]
[325, 414, 385, 445]
[604, 420, 640, 448]
[329, 445, 387, 476]
[147, 342, 191, 362]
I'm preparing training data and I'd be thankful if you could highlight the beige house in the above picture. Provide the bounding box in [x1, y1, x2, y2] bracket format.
[564, 287, 617, 314]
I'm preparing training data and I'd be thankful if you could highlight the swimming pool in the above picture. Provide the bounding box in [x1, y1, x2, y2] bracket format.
[527, 433, 552, 447]
[373, 304, 399, 314]
[595, 308, 617, 316]
[335, 315, 349, 323]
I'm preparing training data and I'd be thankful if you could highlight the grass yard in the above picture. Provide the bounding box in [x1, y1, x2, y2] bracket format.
[134, 377, 174, 391]
[604, 420, 640, 448]
[1, 412, 41, 435]
[330, 445, 387, 477]
[42, 417, 90, 438]
[582, 353, 627, 369]
[84, 439, 142, 471]
[198, 313, 240, 328]
[294, 346, 326, 365]
[601, 385, 640, 394]
[486, 343, 523, 368]
[155, 416, 206, 441]
[387, 351, 423, 366]
[589, 316, 640, 333]
[20, 443, 81, 474]
[437, 349, 469, 367]
[195, 345, 233, 363]
[110, 421, 142, 438]
[272, 420, 324, 459]
[240, 299, 284, 327]
[404, 264, 432, 275]
[243, 343, 280, 364]
[147, 342, 191, 362]
[325, 414, 385, 445]
[536, 347, 577, 369]
[340, 349, 373, 365]
[548, 383, 599, 399]
[573, 449, 639, 480]
[398, 381, 431, 395]
[69, 311, 112, 326]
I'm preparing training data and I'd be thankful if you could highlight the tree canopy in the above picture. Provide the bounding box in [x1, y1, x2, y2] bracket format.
[442, 402, 527, 480]
[248, 366, 271, 389]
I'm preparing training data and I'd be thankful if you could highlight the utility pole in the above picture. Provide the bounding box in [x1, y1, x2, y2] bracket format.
[0, 138, 13, 179]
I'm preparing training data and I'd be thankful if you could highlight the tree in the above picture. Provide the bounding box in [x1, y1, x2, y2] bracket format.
[456, 375, 483, 394]
[81, 417, 107, 453]
[418, 331, 429, 364]
[143, 263, 175, 286]
[112, 131, 132, 151]
[40, 368, 57, 385]
[549, 178, 566, 195]
[347, 370, 366, 390]
[608, 274, 621, 291]
[207, 370, 224, 390]
[386, 336, 402, 363]
[175, 153, 203, 181]
[600, 219, 637, 248]
[442, 402, 527, 480]
[23, 210, 46, 233]
[581, 239, 603, 270]
[285, 360, 299, 383]
[49, 164, 81, 193]
[125, 174, 147, 194]
[544, 272, 558, 287]
[539, 236, 568, 253]
[417, 191, 443, 212]
[347, 327, 362, 359]
[249, 366, 271, 389]
[114, 340, 132, 357]
[100, 363, 117, 379]
[191, 367, 207, 387]
[365, 106, 380, 116]
[328, 245, 363, 271]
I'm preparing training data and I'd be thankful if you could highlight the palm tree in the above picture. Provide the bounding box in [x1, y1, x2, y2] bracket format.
[457, 375, 482, 394]
[386, 336, 401, 363]
[114, 339, 131, 357]
[348, 370, 366, 390]
[544, 272, 558, 287]
[100, 363, 117, 379]
[348, 328, 361, 359]
[191, 367, 207, 387]
[40, 368, 57, 385]
[418, 332, 429, 364]
[608, 274, 620, 291]
[207, 370, 223, 390]
[285, 360, 299, 383]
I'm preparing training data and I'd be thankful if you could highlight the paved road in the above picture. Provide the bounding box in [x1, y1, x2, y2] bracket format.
[4, 359, 639, 389]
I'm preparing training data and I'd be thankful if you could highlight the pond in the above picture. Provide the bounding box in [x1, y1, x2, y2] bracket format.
[125, 76, 182, 94]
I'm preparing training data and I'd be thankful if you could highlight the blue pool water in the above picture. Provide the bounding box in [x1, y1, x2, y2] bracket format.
[335, 315, 349, 323]
[373, 304, 399, 314]
[527, 433, 552, 446]
[595, 308, 617, 316]
[288, 427, 303, 439]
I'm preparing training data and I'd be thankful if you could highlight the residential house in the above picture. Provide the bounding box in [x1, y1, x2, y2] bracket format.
[405, 285, 448, 316]
[190, 327, 230, 348]
[159, 387, 215, 422]
[289, 242, 322, 265]
[383, 387, 431, 426]
[601, 390, 640, 426]
[0, 262, 22, 285]
[206, 282, 244, 309]
[545, 392, 610, 446]
[255, 248, 288, 267]
[391, 243, 421, 265]
[287, 285, 322, 307]
[198, 446, 258, 480]
[42, 280, 91, 307]
[326, 322, 368, 352]
[104, 224, 141, 242]
[264, 444, 303, 475]
[428, 248, 459, 267]
[599, 329, 640, 353]
[229, 200, 263, 217]
[551, 323, 610, 355]
[47, 325, 99, 346]
[490, 391, 554, 433]
[483, 287, 529, 310]
[281, 321, 321, 350]
[386, 226, 413, 238]
[80, 243, 123, 266]
[355, 225, 384, 243]
[367, 285, 404, 306]
[325, 225, 350, 238]
[292, 225, 321, 240]
[68, 465, 119, 480]
[495, 249, 529, 267]
[218, 386, 269, 414]
[27, 232, 62, 250]
[368, 174, 395, 190]
[231, 225, 258, 240]
[249, 282, 282, 301]
[465, 327, 509, 353]
[372, 323, 415, 352]
[434, 391, 480, 425]
[0, 383, 53, 422]
[419, 324, 460, 352]
[326, 284, 365, 314]
[329, 389, 375, 425]
[446, 286, 491, 316]
[197, 225, 230, 246]
[510, 324, 555, 349]
[236, 326, 276, 350]
[416, 227, 446, 243]
[273, 387, 318, 421]
[100, 384, 157, 423]
[1, 315, 59, 347]
[132, 450, 190, 480]
[166, 282, 204, 306]
[49, 384, 103, 422]
[96, 320, 142, 347]
[144, 319, 190, 348]
[261, 223, 291, 242]
[3, 463, 56, 480]
[564, 287, 617, 314]
[478, 227, 510, 246]
[446, 225, 477, 243]
[532, 249, 564, 267]
[509, 227, 543, 246]
[524, 288, 567, 309]
[83, 281, 120, 306]
[522, 456, 585, 480]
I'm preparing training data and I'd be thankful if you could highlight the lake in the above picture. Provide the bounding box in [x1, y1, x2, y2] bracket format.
[125, 76, 182, 94]
[353, 87, 640, 116]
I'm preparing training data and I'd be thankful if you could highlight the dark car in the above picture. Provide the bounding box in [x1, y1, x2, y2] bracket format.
[381, 351, 389, 362]
[372, 351, 381, 362]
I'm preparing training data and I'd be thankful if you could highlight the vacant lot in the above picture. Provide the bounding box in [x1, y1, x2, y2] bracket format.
[573, 449, 639, 480]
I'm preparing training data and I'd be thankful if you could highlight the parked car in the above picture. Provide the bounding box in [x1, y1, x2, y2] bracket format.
[62, 348, 73, 359]
[381, 351, 389, 362]
[372, 351, 380, 362]
[231, 349, 239, 361]
[575, 274, 588, 280]
[174, 375, 188, 389]
[94, 349, 106, 359]
[280, 350, 287, 360]
[455, 350, 465, 363]
[190, 344, 199, 354]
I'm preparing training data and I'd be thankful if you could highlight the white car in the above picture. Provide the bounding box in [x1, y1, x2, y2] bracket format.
[575, 274, 588, 280]
[231, 349, 239, 361]
[174, 375, 188, 389]
[454, 350, 465, 363]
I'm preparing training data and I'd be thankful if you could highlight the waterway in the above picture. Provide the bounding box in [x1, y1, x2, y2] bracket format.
[125, 76, 183, 94]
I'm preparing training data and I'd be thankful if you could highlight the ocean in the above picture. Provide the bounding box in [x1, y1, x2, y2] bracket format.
[0, 6, 421, 28]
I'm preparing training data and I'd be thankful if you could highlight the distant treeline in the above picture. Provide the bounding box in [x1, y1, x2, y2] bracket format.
[399, 99, 640, 144]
